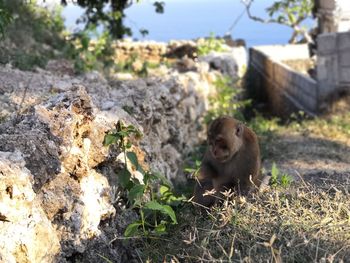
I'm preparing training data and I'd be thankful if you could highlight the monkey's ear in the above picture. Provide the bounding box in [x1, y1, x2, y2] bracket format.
[236, 123, 244, 137]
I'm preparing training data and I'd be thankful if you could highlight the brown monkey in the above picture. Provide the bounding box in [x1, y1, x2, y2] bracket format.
[193, 116, 262, 207]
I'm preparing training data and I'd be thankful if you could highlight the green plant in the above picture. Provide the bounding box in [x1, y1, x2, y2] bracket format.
[68, 26, 114, 73]
[184, 159, 201, 179]
[197, 33, 227, 56]
[270, 162, 293, 188]
[0, 0, 12, 38]
[0, 0, 71, 70]
[104, 121, 185, 237]
[205, 76, 251, 123]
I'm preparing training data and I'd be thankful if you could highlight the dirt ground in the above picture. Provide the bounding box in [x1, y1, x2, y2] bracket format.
[259, 96, 350, 186]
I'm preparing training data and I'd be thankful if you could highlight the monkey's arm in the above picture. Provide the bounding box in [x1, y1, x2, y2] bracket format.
[193, 164, 217, 208]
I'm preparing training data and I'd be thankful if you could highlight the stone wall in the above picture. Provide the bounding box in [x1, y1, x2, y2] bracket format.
[111, 40, 197, 64]
[315, 0, 350, 33]
[248, 44, 318, 115]
[317, 31, 350, 107]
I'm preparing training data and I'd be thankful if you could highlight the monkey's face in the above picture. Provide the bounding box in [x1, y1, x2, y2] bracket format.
[208, 117, 244, 163]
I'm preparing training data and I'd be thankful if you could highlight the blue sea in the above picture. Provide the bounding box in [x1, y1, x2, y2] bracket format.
[63, 0, 315, 47]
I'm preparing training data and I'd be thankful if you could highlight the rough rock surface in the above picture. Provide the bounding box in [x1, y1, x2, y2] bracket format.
[0, 59, 221, 261]
[0, 151, 60, 263]
[199, 47, 247, 78]
[0, 87, 124, 262]
[0, 64, 218, 180]
[0, 40, 248, 261]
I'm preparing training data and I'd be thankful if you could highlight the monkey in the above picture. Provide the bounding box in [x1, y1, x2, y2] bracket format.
[193, 116, 262, 208]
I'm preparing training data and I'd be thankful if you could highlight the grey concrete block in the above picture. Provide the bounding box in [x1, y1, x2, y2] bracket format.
[298, 91, 318, 111]
[339, 67, 350, 83]
[338, 50, 350, 66]
[318, 79, 336, 99]
[317, 33, 337, 54]
[317, 55, 338, 81]
[319, 0, 336, 10]
[337, 31, 350, 50]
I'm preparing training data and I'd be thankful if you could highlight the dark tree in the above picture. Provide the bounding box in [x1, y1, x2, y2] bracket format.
[60, 0, 164, 39]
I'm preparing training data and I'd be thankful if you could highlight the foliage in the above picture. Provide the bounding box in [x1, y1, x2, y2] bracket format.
[0, 0, 69, 70]
[184, 159, 201, 179]
[66, 26, 115, 73]
[60, 0, 165, 39]
[197, 33, 227, 56]
[114, 53, 157, 77]
[205, 76, 251, 124]
[270, 162, 293, 188]
[104, 121, 185, 237]
[242, 0, 313, 43]
[0, 0, 12, 38]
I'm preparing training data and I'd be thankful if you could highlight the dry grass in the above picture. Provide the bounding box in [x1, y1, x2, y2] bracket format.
[131, 111, 350, 262]
[135, 177, 350, 262]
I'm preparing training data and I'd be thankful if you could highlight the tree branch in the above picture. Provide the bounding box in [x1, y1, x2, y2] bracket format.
[241, 0, 313, 44]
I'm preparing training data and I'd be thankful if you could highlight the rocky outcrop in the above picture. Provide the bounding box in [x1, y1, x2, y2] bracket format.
[199, 47, 247, 78]
[0, 87, 121, 262]
[0, 151, 61, 263]
[0, 65, 217, 180]
[0, 39, 248, 261]
[0, 65, 217, 261]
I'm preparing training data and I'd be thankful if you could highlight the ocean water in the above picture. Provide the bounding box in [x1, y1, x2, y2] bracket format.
[63, 0, 315, 47]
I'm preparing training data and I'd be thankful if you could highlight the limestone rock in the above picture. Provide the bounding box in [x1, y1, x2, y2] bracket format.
[199, 47, 247, 78]
[0, 55, 220, 261]
[0, 151, 60, 263]
[0, 87, 127, 261]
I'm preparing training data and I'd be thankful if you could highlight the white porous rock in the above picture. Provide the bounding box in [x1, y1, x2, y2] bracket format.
[0, 151, 60, 263]
[199, 46, 247, 78]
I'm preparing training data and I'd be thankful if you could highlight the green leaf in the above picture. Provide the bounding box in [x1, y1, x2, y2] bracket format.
[271, 162, 279, 179]
[124, 221, 141, 237]
[153, 1, 165, 13]
[118, 169, 132, 189]
[154, 222, 167, 234]
[161, 205, 177, 224]
[128, 184, 145, 202]
[195, 160, 202, 167]
[144, 201, 177, 224]
[159, 185, 170, 195]
[103, 134, 116, 146]
[271, 162, 279, 187]
[144, 200, 164, 210]
[126, 151, 139, 168]
[150, 172, 171, 187]
[81, 35, 90, 50]
[126, 151, 145, 173]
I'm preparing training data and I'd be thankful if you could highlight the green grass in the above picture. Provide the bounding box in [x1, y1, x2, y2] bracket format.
[128, 178, 350, 262]
[125, 110, 350, 262]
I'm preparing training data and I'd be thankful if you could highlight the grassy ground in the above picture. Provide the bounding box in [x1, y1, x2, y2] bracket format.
[137, 180, 349, 262]
[131, 105, 350, 262]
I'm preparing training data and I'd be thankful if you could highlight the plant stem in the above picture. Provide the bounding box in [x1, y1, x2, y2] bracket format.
[140, 209, 146, 234]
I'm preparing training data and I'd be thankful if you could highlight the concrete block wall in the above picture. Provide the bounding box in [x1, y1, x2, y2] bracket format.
[316, 0, 350, 33]
[249, 44, 318, 115]
[317, 31, 350, 105]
